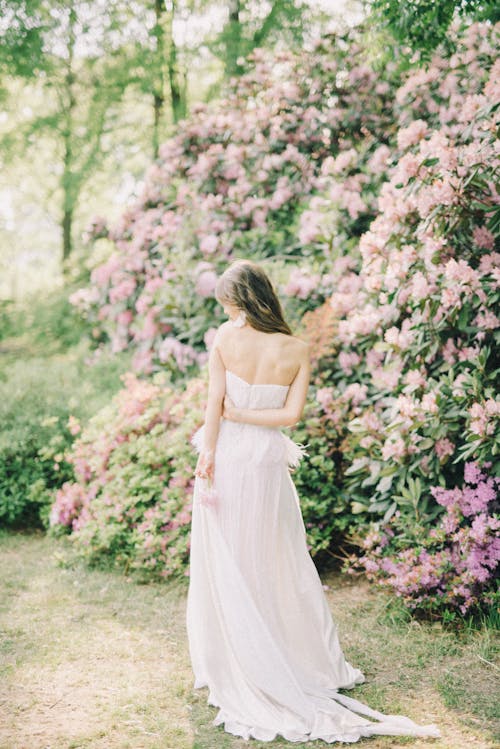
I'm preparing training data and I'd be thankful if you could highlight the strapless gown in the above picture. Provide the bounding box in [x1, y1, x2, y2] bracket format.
[186, 369, 440, 743]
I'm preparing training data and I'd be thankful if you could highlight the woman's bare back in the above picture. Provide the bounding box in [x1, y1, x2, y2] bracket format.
[216, 321, 308, 387]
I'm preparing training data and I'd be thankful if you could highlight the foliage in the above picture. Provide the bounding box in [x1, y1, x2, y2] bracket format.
[370, 0, 500, 55]
[346, 462, 499, 620]
[0, 1, 176, 261]
[0, 339, 129, 528]
[214, 0, 309, 78]
[48, 364, 348, 576]
[48, 22, 500, 619]
[5, 285, 94, 352]
[291, 401, 351, 562]
[0, 0, 46, 82]
[0, 299, 16, 341]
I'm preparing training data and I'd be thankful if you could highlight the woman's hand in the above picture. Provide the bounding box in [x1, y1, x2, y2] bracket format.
[195, 448, 215, 481]
[222, 394, 238, 421]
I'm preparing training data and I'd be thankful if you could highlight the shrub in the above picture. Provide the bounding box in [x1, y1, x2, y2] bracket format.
[49, 363, 348, 576]
[346, 462, 500, 620]
[300, 29, 499, 536]
[48, 372, 207, 580]
[0, 343, 129, 527]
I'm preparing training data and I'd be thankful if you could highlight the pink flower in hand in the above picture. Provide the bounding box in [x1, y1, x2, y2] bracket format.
[199, 482, 218, 509]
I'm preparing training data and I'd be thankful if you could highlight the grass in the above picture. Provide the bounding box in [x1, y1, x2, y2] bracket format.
[0, 531, 498, 749]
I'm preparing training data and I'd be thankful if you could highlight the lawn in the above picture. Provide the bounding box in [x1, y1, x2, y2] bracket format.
[0, 531, 498, 749]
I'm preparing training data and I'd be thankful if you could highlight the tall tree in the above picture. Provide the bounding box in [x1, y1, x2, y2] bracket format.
[153, 0, 186, 145]
[0, 0, 166, 264]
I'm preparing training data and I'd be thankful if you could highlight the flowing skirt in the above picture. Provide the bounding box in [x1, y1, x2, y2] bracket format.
[186, 424, 440, 743]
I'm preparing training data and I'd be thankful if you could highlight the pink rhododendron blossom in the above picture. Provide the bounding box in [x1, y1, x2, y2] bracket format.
[338, 351, 361, 375]
[298, 209, 325, 245]
[109, 278, 137, 304]
[158, 337, 198, 372]
[397, 119, 428, 149]
[331, 148, 357, 174]
[195, 270, 218, 297]
[90, 254, 123, 288]
[316, 387, 334, 411]
[435, 438, 455, 460]
[472, 225, 495, 250]
[367, 145, 391, 174]
[473, 310, 499, 330]
[352, 464, 499, 615]
[199, 234, 218, 254]
[283, 267, 320, 299]
[342, 383, 368, 405]
[69, 287, 100, 309]
[421, 392, 439, 414]
[132, 349, 153, 373]
[451, 373, 468, 397]
[382, 437, 406, 461]
[117, 310, 133, 326]
[403, 369, 427, 389]
[67, 415, 81, 436]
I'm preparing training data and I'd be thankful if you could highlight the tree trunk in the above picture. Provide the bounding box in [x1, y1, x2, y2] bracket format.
[62, 208, 73, 262]
[61, 6, 76, 264]
[225, 0, 242, 77]
[153, 0, 165, 158]
[165, 0, 186, 124]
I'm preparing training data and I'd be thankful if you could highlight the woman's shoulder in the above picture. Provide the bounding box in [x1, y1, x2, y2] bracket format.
[282, 334, 311, 356]
[272, 334, 310, 372]
[212, 320, 233, 342]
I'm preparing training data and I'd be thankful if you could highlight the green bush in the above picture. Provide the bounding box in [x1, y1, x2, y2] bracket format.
[0, 342, 130, 527]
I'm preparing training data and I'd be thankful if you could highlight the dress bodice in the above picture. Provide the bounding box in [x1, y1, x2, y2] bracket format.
[191, 369, 306, 468]
[225, 369, 290, 410]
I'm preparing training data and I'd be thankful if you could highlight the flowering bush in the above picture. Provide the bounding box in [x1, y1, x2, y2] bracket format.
[346, 462, 499, 619]
[49, 372, 207, 579]
[70, 30, 401, 375]
[49, 363, 349, 576]
[301, 25, 499, 535]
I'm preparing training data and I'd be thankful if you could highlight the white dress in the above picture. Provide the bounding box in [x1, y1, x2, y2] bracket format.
[186, 369, 440, 743]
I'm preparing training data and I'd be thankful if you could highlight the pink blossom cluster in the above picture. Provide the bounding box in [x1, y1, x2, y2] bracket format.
[350, 463, 499, 616]
[48, 372, 207, 579]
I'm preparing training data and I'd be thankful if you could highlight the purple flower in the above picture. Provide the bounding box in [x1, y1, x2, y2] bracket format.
[464, 461, 485, 485]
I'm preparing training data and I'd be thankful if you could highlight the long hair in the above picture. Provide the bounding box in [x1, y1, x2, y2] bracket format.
[215, 260, 293, 336]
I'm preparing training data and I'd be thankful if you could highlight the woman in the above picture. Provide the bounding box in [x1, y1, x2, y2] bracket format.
[187, 259, 440, 743]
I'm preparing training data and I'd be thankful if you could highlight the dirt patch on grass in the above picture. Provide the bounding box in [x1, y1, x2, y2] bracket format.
[0, 531, 193, 749]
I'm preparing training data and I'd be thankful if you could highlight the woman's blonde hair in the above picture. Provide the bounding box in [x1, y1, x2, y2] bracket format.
[215, 260, 293, 336]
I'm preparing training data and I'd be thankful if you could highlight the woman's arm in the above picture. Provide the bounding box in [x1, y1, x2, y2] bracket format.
[194, 331, 226, 481]
[201, 336, 226, 452]
[223, 344, 310, 428]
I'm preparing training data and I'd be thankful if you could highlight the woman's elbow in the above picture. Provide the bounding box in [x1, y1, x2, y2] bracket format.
[282, 410, 303, 427]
